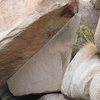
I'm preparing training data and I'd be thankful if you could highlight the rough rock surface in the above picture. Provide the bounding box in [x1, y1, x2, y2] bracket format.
[91, 0, 100, 10]
[7, 14, 81, 96]
[94, 18, 100, 53]
[90, 72, 100, 100]
[39, 93, 67, 100]
[0, 0, 78, 86]
[61, 42, 100, 100]
[79, 0, 100, 31]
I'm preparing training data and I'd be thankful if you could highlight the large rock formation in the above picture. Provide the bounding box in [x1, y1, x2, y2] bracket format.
[0, 0, 79, 86]
[61, 42, 100, 100]
[7, 14, 81, 96]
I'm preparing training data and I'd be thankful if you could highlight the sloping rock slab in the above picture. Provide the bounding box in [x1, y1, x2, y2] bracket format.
[0, 0, 78, 85]
[7, 14, 81, 96]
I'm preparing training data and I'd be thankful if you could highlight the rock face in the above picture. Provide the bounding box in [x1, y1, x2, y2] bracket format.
[39, 94, 67, 100]
[7, 14, 81, 96]
[94, 18, 100, 53]
[90, 72, 100, 100]
[0, 0, 79, 85]
[61, 42, 100, 100]
[91, 0, 100, 9]
[79, 0, 100, 31]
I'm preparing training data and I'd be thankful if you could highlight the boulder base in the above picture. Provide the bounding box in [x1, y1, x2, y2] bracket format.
[39, 94, 68, 100]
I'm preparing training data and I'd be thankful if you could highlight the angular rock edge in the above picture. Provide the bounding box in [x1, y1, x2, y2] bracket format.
[7, 14, 81, 96]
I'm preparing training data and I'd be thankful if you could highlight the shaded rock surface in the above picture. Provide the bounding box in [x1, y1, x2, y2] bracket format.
[0, 0, 78, 86]
[79, 0, 100, 31]
[94, 18, 100, 53]
[7, 14, 81, 96]
[91, 0, 100, 10]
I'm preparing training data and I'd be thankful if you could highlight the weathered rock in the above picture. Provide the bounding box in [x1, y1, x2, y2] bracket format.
[39, 93, 67, 100]
[90, 72, 100, 100]
[91, 0, 96, 4]
[61, 42, 100, 100]
[7, 14, 81, 96]
[79, 0, 100, 31]
[94, 18, 100, 53]
[0, 0, 79, 85]
[91, 0, 100, 10]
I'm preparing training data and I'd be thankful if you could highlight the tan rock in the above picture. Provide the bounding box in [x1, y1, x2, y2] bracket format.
[7, 14, 81, 96]
[0, 0, 78, 85]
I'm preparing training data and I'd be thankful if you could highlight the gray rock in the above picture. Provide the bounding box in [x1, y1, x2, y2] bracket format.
[94, 18, 100, 53]
[79, 0, 100, 31]
[0, 84, 15, 100]
[90, 72, 100, 100]
[91, 0, 100, 10]
[0, 0, 78, 86]
[61, 42, 100, 100]
[7, 14, 81, 96]
[39, 94, 67, 100]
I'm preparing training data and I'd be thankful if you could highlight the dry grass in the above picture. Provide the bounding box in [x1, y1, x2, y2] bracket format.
[72, 25, 94, 58]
